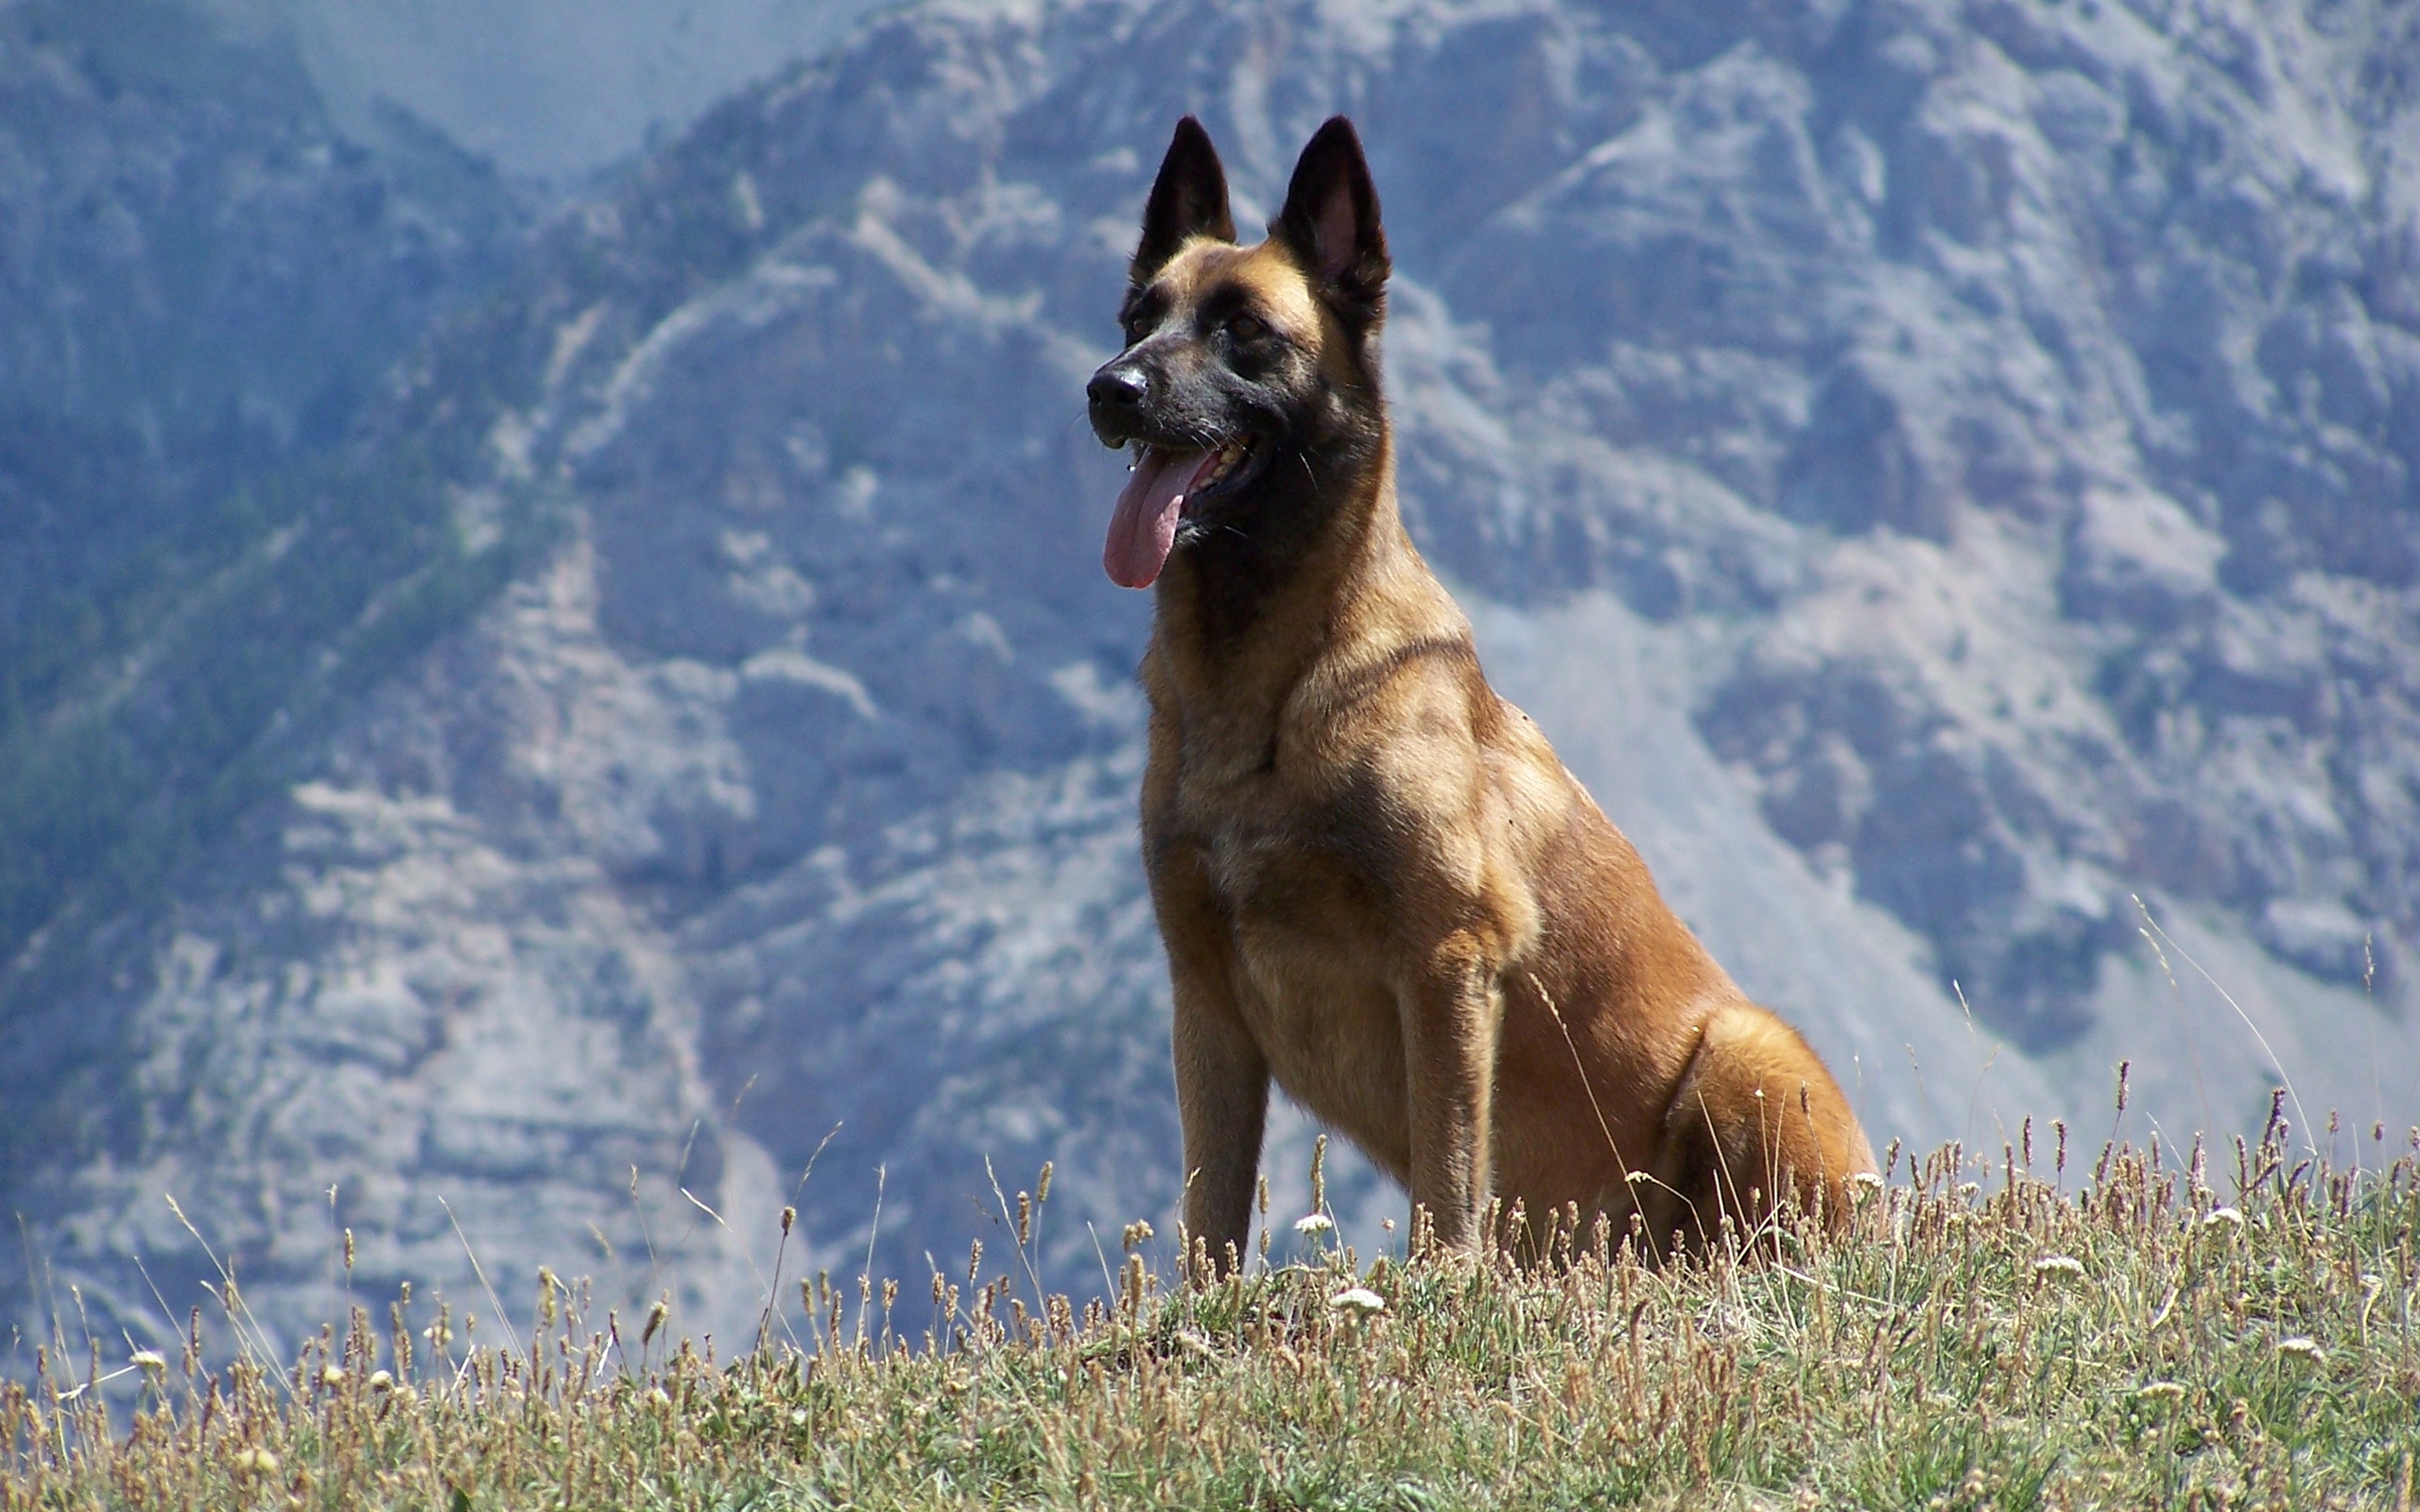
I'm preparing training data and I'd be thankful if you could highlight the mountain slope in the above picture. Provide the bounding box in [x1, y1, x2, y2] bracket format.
[248, 0, 899, 186]
[0, 0, 527, 968]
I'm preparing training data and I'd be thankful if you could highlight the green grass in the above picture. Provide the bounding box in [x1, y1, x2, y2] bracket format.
[7, 1124, 2418, 1510]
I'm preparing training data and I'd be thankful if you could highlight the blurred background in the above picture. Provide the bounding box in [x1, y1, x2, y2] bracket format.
[3, 0, 2416, 1367]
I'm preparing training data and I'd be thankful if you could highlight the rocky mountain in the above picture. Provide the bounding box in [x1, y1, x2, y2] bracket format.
[0, 0, 539, 1362]
[233, 0, 899, 186]
[7, 0, 2419, 1369]
[0, 0, 525, 876]
[0, 0, 520, 452]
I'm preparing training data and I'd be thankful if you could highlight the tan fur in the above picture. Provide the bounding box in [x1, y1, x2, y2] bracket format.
[1117, 131, 1876, 1266]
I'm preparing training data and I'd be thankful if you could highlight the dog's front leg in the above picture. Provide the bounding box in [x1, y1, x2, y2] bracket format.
[1172, 975, 1268, 1273]
[1401, 939, 1501, 1251]
[1155, 852, 1269, 1274]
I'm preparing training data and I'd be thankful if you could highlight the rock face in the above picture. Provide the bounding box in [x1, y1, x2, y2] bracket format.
[8, 0, 2420, 1365]
[243, 0, 899, 185]
[0, 0, 523, 851]
[0, 0, 520, 458]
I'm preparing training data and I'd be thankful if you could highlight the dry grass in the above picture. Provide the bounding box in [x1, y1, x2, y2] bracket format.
[8, 1116, 2419, 1510]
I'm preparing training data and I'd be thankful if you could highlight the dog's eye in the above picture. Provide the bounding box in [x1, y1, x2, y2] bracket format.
[1226, 314, 1264, 340]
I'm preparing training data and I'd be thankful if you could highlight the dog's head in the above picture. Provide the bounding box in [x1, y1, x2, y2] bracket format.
[1090, 115, 1392, 591]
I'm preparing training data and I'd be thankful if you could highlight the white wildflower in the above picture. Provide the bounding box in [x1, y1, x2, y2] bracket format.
[2032, 1254, 2086, 1282]
[2276, 1336, 2325, 1366]
[2203, 1207, 2245, 1231]
[130, 1349, 167, 1376]
[1293, 1213, 1336, 1239]
[1329, 1286, 1386, 1317]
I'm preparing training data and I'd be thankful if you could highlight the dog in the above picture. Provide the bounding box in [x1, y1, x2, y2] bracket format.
[1087, 115, 1876, 1263]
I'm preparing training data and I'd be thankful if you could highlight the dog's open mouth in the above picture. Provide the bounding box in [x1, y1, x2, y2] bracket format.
[1103, 437, 1260, 590]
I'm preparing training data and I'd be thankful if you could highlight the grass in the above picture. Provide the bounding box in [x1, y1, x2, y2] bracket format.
[6, 1117, 2419, 1510]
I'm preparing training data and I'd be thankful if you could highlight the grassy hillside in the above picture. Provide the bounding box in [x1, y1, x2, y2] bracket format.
[8, 1124, 2416, 1509]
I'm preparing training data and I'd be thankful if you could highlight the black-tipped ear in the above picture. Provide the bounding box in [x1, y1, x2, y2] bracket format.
[1273, 116, 1390, 318]
[1132, 116, 1236, 284]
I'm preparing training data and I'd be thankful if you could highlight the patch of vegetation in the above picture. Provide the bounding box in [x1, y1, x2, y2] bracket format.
[8, 1123, 2416, 1509]
[0, 443, 560, 991]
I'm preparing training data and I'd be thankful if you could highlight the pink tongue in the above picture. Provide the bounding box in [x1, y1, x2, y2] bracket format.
[1103, 449, 1207, 590]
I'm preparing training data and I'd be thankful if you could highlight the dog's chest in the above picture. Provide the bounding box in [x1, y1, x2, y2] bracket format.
[1177, 745, 1381, 947]
[1164, 742, 1413, 1160]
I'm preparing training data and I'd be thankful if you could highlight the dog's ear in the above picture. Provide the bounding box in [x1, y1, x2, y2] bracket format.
[1273, 116, 1390, 322]
[1132, 116, 1236, 284]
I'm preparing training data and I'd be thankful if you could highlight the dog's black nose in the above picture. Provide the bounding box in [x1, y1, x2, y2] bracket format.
[1088, 365, 1147, 411]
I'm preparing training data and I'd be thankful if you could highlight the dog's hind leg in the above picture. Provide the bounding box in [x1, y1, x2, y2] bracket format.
[1642, 1002, 1875, 1257]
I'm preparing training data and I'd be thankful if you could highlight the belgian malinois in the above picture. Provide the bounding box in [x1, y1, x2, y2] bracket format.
[1088, 115, 1876, 1263]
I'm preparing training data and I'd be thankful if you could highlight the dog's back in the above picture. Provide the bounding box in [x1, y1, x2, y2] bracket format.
[1089, 115, 1874, 1263]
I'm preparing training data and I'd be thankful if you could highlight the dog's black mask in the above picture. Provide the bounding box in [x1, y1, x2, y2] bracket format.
[1090, 114, 1391, 591]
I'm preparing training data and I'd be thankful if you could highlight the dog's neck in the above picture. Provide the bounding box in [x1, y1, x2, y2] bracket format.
[1146, 426, 1430, 731]
[1169, 424, 1386, 625]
